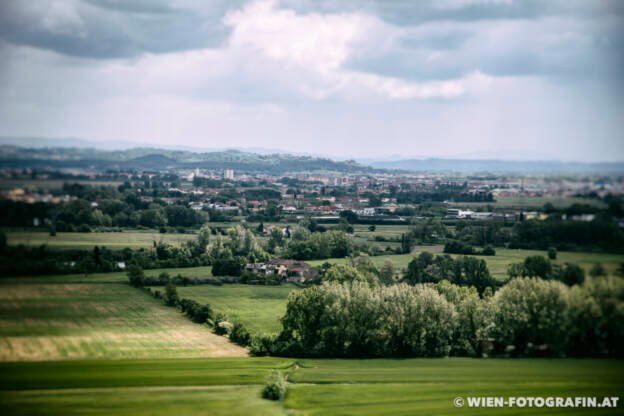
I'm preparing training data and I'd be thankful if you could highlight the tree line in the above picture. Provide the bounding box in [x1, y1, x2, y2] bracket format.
[252, 276, 622, 358]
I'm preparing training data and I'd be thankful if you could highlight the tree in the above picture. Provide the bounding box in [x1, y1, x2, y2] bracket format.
[522, 256, 552, 279]
[323, 264, 379, 287]
[434, 281, 494, 357]
[379, 261, 395, 284]
[443, 240, 475, 255]
[196, 224, 211, 254]
[212, 255, 245, 276]
[229, 322, 252, 346]
[165, 280, 179, 306]
[268, 228, 285, 254]
[339, 210, 357, 223]
[556, 263, 585, 286]
[262, 371, 287, 401]
[547, 247, 557, 260]
[491, 278, 570, 356]
[405, 252, 434, 284]
[456, 256, 497, 295]
[589, 263, 607, 277]
[568, 276, 624, 357]
[127, 264, 145, 287]
[400, 233, 414, 254]
[482, 245, 496, 256]
[368, 225, 376, 232]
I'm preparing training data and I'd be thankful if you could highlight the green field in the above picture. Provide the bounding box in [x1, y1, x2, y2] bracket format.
[0, 358, 621, 415]
[2, 265, 213, 284]
[4, 230, 197, 249]
[449, 195, 606, 210]
[310, 246, 624, 280]
[172, 284, 297, 335]
[0, 283, 245, 361]
[0, 179, 124, 191]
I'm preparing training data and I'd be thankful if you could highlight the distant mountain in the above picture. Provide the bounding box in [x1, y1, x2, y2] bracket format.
[0, 146, 375, 174]
[368, 158, 624, 174]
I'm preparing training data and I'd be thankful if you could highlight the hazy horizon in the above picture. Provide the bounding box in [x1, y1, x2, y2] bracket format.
[1, 1, 623, 162]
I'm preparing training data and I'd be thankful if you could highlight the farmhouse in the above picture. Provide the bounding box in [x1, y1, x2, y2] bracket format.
[246, 259, 319, 283]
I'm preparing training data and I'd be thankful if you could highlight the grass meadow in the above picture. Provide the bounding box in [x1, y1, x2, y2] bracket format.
[0, 282, 245, 361]
[0, 357, 621, 416]
[4, 230, 197, 249]
[1, 242, 623, 414]
[448, 195, 607, 210]
[173, 284, 297, 335]
[309, 246, 624, 280]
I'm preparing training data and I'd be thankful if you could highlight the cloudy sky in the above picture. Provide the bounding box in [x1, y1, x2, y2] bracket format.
[0, 0, 622, 161]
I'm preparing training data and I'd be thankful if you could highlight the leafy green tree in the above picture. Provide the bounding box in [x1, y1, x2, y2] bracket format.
[491, 278, 570, 356]
[405, 252, 434, 284]
[196, 224, 211, 254]
[568, 276, 624, 356]
[368, 225, 376, 232]
[261, 371, 287, 401]
[556, 263, 585, 286]
[547, 247, 557, 260]
[339, 210, 357, 223]
[127, 264, 145, 287]
[481, 245, 496, 256]
[165, 280, 179, 306]
[589, 263, 607, 277]
[455, 256, 497, 295]
[379, 261, 395, 284]
[323, 264, 379, 287]
[230, 322, 252, 346]
[435, 281, 494, 356]
[522, 256, 553, 279]
[211, 255, 245, 276]
[268, 228, 285, 254]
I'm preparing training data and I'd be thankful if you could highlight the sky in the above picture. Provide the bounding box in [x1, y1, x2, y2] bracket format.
[0, 0, 622, 161]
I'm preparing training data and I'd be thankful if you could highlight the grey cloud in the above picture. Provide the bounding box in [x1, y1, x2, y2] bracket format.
[0, 0, 246, 59]
[281, 0, 624, 26]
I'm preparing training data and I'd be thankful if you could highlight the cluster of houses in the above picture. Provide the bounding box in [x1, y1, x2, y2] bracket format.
[246, 259, 319, 283]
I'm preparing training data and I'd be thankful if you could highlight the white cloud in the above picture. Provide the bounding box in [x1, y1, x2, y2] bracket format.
[218, 0, 493, 100]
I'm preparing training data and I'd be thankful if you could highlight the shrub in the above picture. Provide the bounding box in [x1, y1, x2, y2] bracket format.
[127, 264, 145, 287]
[481, 245, 496, 256]
[556, 263, 585, 286]
[164, 281, 179, 306]
[589, 263, 607, 277]
[178, 298, 213, 324]
[212, 255, 245, 276]
[229, 322, 252, 346]
[521, 256, 553, 279]
[443, 240, 475, 255]
[547, 247, 557, 260]
[261, 371, 287, 401]
[213, 313, 231, 335]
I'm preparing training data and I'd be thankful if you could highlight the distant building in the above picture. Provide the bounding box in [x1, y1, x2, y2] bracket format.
[224, 169, 234, 180]
[245, 259, 319, 283]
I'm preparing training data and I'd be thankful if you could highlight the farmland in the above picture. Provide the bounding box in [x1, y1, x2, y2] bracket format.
[1, 265, 213, 284]
[308, 246, 624, 280]
[448, 195, 607, 210]
[0, 357, 622, 416]
[0, 282, 245, 361]
[173, 284, 297, 335]
[4, 230, 197, 249]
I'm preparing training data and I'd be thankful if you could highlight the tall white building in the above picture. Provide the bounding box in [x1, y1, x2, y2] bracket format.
[224, 169, 234, 180]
